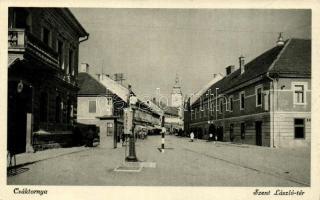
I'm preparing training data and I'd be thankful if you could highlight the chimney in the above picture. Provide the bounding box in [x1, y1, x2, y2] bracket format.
[239, 56, 245, 74]
[213, 74, 217, 78]
[80, 63, 89, 73]
[96, 74, 101, 80]
[276, 32, 285, 46]
[226, 65, 235, 76]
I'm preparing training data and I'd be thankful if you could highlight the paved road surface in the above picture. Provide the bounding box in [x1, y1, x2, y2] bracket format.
[7, 135, 310, 186]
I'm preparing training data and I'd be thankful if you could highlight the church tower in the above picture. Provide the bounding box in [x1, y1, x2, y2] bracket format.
[171, 74, 183, 107]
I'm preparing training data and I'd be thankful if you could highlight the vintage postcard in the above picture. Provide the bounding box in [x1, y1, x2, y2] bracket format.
[0, 0, 319, 199]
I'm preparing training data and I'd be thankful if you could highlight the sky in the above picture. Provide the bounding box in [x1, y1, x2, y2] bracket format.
[71, 8, 311, 104]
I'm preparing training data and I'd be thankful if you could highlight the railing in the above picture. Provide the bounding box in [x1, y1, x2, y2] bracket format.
[8, 28, 59, 68]
[56, 71, 77, 86]
[8, 28, 26, 48]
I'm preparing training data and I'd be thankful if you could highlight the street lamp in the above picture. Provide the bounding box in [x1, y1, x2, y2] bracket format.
[215, 88, 219, 121]
[125, 85, 138, 162]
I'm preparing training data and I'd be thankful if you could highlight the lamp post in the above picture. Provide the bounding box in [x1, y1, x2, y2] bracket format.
[215, 88, 219, 121]
[125, 85, 138, 162]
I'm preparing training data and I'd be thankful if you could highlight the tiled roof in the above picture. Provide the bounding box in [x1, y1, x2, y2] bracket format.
[270, 39, 311, 76]
[192, 38, 311, 106]
[190, 73, 223, 105]
[78, 73, 108, 95]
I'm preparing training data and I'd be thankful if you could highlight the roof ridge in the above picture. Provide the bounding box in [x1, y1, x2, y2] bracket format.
[267, 39, 292, 73]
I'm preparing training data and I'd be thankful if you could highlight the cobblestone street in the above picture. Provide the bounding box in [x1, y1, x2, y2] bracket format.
[7, 135, 310, 186]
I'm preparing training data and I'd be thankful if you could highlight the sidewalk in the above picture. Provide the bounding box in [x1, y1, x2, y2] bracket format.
[9, 146, 88, 168]
[177, 136, 310, 186]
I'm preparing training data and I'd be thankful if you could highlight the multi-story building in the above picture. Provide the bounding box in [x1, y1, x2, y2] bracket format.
[77, 65, 162, 147]
[185, 36, 311, 147]
[7, 8, 89, 153]
[163, 106, 183, 133]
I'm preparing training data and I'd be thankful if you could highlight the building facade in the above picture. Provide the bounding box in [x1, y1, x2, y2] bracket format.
[164, 106, 183, 133]
[77, 66, 162, 147]
[185, 38, 311, 148]
[8, 8, 88, 153]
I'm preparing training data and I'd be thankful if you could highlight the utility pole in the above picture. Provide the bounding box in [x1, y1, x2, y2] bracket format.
[125, 85, 138, 162]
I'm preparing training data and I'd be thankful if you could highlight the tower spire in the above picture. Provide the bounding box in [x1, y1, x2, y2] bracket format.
[174, 73, 180, 87]
[171, 73, 183, 107]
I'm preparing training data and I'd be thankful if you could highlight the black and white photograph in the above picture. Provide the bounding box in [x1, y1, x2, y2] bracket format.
[1, 0, 320, 199]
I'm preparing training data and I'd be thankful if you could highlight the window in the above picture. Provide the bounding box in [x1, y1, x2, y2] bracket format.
[293, 83, 307, 105]
[57, 40, 64, 69]
[241, 123, 245, 139]
[228, 96, 233, 111]
[68, 49, 74, 75]
[219, 100, 223, 113]
[294, 118, 305, 139]
[240, 91, 245, 110]
[107, 97, 112, 105]
[216, 99, 219, 111]
[89, 100, 96, 113]
[256, 86, 262, 106]
[210, 101, 215, 113]
[42, 27, 51, 46]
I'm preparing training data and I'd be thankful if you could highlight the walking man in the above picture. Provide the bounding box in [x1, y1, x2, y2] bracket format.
[190, 132, 194, 142]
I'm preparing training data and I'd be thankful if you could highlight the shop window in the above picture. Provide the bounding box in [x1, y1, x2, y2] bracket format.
[294, 118, 305, 139]
[89, 100, 96, 113]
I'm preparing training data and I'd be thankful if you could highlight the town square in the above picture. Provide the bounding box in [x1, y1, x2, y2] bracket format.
[6, 7, 312, 189]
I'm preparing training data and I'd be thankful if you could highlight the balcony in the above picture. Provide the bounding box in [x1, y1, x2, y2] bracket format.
[55, 71, 77, 87]
[8, 28, 59, 69]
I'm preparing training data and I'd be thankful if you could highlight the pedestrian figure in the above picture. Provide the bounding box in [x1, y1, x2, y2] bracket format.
[121, 133, 125, 146]
[190, 132, 194, 142]
[209, 133, 213, 142]
[214, 135, 218, 144]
